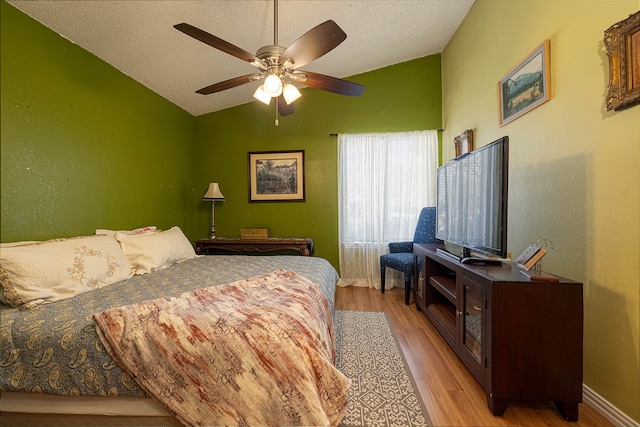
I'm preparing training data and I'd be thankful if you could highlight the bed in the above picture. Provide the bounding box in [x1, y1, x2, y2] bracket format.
[0, 227, 348, 426]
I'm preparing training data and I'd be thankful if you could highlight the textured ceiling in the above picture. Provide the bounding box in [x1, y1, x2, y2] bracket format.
[7, 0, 473, 117]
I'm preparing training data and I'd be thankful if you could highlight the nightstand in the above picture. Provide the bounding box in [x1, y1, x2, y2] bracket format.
[195, 238, 313, 256]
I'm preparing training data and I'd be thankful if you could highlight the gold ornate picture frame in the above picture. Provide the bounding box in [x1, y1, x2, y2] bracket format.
[605, 11, 640, 111]
[454, 129, 473, 157]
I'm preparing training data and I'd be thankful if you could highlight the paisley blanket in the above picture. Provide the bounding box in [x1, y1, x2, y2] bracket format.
[93, 270, 351, 427]
[1, 255, 338, 398]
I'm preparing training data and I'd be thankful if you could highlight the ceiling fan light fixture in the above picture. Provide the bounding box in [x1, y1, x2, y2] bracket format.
[263, 74, 283, 97]
[283, 83, 302, 105]
[175, 5, 364, 121]
[253, 85, 272, 105]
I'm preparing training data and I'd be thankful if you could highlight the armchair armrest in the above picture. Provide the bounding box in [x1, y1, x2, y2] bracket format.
[388, 241, 413, 253]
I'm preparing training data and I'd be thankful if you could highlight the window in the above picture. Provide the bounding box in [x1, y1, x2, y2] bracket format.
[338, 130, 438, 288]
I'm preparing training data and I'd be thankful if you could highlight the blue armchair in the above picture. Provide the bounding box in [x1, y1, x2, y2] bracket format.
[380, 207, 437, 305]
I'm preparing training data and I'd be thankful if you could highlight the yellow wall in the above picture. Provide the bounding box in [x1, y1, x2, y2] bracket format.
[442, 1, 639, 421]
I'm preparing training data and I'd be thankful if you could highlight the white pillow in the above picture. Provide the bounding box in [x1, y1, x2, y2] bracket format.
[95, 226, 157, 237]
[0, 235, 133, 309]
[115, 226, 196, 275]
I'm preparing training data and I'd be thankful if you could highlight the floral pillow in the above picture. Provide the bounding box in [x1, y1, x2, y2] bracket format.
[0, 235, 133, 309]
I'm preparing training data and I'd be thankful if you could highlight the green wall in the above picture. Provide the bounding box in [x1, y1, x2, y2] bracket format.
[442, 1, 640, 421]
[1, 1, 197, 242]
[194, 56, 443, 269]
[1, 0, 442, 269]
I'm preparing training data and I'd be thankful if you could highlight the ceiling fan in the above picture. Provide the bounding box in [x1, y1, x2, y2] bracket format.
[174, 0, 365, 119]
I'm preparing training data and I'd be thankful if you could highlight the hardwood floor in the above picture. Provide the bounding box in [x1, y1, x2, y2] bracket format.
[335, 285, 613, 427]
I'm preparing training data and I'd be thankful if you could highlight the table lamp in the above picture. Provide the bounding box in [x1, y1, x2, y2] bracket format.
[203, 182, 225, 239]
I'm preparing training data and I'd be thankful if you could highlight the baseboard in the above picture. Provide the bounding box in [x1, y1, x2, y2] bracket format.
[583, 384, 639, 427]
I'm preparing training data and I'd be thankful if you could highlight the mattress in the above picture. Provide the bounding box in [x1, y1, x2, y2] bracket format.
[0, 392, 169, 416]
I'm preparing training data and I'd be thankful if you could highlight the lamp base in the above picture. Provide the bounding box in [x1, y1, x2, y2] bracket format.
[210, 203, 217, 239]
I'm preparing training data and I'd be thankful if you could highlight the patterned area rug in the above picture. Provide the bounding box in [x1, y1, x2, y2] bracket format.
[335, 310, 432, 427]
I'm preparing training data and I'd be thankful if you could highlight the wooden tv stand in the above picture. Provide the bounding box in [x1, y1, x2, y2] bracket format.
[413, 244, 583, 421]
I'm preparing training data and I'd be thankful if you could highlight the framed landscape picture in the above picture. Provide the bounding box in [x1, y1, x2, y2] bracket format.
[248, 150, 305, 202]
[498, 40, 551, 126]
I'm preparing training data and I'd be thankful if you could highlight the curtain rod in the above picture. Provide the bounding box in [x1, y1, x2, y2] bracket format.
[329, 129, 444, 137]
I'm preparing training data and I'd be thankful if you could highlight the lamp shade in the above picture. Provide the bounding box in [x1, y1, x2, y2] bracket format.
[253, 85, 272, 105]
[263, 74, 283, 97]
[283, 83, 302, 105]
[203, 182, 225, 200]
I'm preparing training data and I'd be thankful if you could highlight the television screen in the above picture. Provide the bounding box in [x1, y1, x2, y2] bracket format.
[436, 136, 509, 259]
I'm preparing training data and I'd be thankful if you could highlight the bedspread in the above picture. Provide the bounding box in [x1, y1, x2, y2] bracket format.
[94, 270, 350, 427]
[0, 255, 338, 398]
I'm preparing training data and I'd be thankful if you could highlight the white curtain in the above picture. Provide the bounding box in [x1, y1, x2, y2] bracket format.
[337, 130, 439, 289]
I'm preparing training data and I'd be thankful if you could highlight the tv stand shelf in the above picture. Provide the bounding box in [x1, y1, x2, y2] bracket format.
[429, 276, 456, 302]
[427, 302, 457, 340]
[413, 243, 584, 421]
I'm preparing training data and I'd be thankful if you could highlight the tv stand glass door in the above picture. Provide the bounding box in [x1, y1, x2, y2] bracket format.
[460, 275, 486, 384]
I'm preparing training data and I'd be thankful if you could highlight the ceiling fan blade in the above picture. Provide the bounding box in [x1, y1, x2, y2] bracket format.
[277, 95, 295, 116]
[174, 23, 260, 64]
[196, 74, 261, 95]
[281, 20, 346, 69]
[301, 71, 365, 96]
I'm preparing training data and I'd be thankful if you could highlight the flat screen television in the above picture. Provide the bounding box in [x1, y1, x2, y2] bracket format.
[435, 136, 509, 263]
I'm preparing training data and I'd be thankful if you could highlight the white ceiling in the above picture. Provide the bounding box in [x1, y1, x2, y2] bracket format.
[7, 0, 473, 117]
